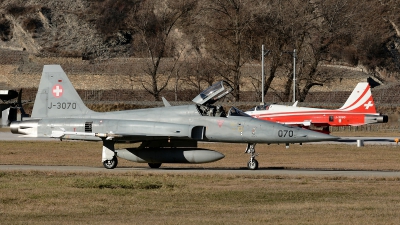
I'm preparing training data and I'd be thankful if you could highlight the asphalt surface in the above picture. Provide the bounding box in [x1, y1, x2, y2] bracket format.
[0, 165, 400, 177]
[2, 131, 400, 177]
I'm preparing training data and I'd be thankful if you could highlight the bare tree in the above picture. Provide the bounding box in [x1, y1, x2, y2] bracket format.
[351, 1, 398, 74]
[89, 0, 400, 100]
[131, 0, 196, 100]
[254, 0, 356, 102]
[183, 57, 217, 92]
[199, 0, 260, 101]
[250, 1, 299, 102]
[293, 0, 356, 102]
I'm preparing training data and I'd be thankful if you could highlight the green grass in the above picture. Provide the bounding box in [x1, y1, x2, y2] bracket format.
[0, 171, 400, 224]
[1, 140, 400, 224]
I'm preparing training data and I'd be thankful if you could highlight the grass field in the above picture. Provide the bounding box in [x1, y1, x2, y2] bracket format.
[1, 170, 400, 225]
[1, 139, 400, 224]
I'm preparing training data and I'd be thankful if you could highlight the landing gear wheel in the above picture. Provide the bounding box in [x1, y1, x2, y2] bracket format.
[245, 143, 259, 170]
[148, 163, 162, 168]
[103, 157, 118, 169]
[247, 159, 259, 170]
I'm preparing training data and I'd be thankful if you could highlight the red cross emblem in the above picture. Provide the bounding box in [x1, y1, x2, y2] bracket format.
[52, 84, 63, 98]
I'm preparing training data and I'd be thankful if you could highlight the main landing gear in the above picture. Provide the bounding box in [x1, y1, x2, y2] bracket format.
[103, 156, 118, 169]
[245, 143, 259, 170]
[102, 139, 118, 169]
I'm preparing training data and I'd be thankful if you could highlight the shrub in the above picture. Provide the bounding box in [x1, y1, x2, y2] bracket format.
[6, 5, 27, 17]
[0, 19, 12, 41]
[7, 4, 37, 17]
[22, 18, 43, 33]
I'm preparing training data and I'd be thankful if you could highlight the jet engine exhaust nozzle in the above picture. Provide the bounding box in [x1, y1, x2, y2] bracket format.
[10, 120, 39, 137]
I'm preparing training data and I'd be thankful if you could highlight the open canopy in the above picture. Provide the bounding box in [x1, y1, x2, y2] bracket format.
[192, 81, 233, 105]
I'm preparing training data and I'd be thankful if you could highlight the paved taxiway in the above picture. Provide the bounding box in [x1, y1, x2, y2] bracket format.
[0, 165, 400, 178]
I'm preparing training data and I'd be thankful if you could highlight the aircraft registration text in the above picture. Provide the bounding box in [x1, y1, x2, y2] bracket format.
[48, 102, 77, 109]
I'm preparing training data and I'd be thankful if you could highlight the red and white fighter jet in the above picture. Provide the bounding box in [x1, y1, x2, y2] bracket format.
[246, 82, 388, 134]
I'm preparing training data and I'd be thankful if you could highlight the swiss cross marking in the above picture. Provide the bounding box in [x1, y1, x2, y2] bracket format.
[52, 85, 63, 98]
[364, 101, 373, 109]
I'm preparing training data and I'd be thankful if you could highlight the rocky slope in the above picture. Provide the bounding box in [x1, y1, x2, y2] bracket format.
[0, 0, 125, 59]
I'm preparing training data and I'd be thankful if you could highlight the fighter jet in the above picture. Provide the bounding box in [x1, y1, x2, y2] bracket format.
[10, 65, 338, 170]
[246, 82, 388, 134]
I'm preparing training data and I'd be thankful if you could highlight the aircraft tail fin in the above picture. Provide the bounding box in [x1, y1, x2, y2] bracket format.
[339, 82, 377, 113]
[31, 65, 94, 118]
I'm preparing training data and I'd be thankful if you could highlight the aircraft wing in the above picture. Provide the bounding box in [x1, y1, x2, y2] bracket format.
[48, 120, 206, 141]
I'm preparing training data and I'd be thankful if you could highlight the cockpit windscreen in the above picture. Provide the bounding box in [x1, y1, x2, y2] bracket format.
[227, 107, 251, 117]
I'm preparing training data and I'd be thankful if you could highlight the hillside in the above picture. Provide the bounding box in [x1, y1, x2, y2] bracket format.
[0, 1, 111, 57]
[0, 0, 399, 104]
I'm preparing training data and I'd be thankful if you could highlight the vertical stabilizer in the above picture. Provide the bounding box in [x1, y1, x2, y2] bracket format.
[339, 82, 377, 113]
[31, 65, 94, 118]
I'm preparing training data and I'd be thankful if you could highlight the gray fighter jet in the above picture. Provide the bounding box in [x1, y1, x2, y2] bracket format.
[10, 65, 338, 170]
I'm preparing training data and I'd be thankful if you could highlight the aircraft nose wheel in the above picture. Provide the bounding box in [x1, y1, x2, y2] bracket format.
[103, 156, 118, 169]
[245, 143, 259, 170]
[247, 159, 259, 170]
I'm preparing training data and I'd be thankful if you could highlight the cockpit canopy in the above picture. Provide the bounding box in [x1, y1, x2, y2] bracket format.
[192, 81, 233, 105]
[193, 81, 249, 118]
[227, 107, 250, 117]
[248, 104, 271, 112]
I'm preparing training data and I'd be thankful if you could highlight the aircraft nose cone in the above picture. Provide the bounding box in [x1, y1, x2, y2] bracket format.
[305, 131, 339, 142]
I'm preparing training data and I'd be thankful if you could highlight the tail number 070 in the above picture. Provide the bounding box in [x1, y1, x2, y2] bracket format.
[278, 130, 293, 137]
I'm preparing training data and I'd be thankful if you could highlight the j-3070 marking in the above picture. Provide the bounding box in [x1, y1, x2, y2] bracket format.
[48, 102, 77, 109]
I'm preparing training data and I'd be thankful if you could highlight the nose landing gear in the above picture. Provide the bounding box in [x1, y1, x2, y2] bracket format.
[245, 143, 259, 170]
